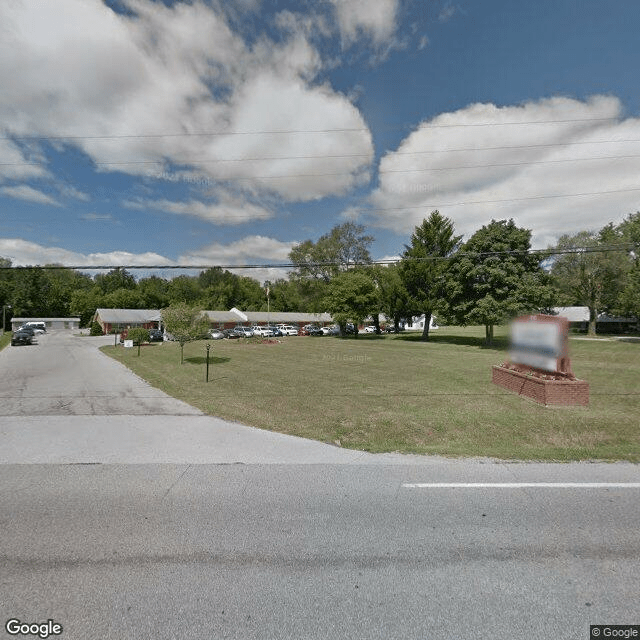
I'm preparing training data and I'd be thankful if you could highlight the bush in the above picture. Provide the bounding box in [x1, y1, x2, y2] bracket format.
[90, 321, 103, 336]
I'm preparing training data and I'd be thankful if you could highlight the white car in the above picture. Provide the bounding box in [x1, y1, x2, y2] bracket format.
[278, 325, 299, 336]
[364, 325, 376, 333]
[251, 326, 273, 337]
[321, 325, 340, 335]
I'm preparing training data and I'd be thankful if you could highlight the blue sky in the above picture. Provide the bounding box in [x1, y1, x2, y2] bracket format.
[1, 0, 639, 282]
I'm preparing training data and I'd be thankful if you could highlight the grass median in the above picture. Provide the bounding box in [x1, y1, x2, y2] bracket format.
[101, 326, 640, 461]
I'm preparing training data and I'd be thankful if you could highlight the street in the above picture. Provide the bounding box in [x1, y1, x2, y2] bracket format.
[1, 332, 638, 639]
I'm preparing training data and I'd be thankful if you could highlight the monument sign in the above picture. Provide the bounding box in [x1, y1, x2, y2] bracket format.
[492, 314, 589, 405]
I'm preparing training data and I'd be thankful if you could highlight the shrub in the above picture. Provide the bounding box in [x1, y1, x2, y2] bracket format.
[90, 321, 103, 336]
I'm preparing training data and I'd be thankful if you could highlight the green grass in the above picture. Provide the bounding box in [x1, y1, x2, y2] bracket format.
[101, 326, 640, 462]
[0, 331, 11, 352]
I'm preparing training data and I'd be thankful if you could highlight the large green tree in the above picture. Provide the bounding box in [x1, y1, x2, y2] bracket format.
[444, 219, 557, 344]
[399, 211, 462, 340]
[615, 212, 640, 323]
[323, 269, 379, 337]
[372, 263, 412, 333]
[289, 222, 374, 283]
[550, 228, 628, 335]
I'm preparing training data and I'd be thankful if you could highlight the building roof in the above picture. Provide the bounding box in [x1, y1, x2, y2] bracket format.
[243, 311, 332, 324]
[11, 317, 81, 322]
[94, 309, 161, 324]
[93, 308, 334, 326]
[204, 310, 244, 323]
[552, 306, 637, 323]
[552, 307, 590, 322]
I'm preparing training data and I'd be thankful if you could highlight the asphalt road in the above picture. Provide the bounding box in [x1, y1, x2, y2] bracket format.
[1, 331, 638, 639]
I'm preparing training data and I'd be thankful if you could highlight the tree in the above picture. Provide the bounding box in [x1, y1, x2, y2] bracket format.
[399, 211, 462, 340]
[289, 222, 374, 282]
[127, 327, 150, 357]
[550, 229, 628, 336]
[161, 303, 210, 364]
[615, 212, 640, 323]
[372, 263, 412, 333]
[95, 268, 137, 294]
[323, 270, 378, 338]
[444, 219, 556, 344]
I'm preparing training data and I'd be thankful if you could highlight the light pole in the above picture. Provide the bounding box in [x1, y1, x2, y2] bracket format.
[2, 305, 11, 333]
[265, 282, 270, 329]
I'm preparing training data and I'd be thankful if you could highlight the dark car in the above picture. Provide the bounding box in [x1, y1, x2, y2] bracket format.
[148, 329, 164, 342]
[267, 325, 283, 337]
[223, 328, 240, 339]
[11, 330, 33, 346]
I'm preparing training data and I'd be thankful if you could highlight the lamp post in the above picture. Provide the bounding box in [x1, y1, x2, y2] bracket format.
[2, 305, 11, 333]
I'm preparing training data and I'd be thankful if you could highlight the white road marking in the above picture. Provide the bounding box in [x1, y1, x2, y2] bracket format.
[402, 482, 640, 489]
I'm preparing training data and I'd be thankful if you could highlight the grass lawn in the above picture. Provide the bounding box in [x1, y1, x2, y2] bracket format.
[0, 331, 11, 352]
[101, 326, 640, 462]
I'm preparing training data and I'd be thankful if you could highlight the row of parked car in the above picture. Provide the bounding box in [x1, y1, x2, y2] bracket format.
[207, 323, 341, 339]
[11, 321, 47, 346]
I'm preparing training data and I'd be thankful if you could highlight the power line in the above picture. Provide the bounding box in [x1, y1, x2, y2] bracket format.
[6, 150, 640, 174]
[0, 244, 634, 271]
[0, 115, 624, 143]
[363, 186, 640, 212]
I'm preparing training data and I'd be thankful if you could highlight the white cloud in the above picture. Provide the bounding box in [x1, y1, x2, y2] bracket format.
[79, 213, 115, 222]
[0, 139, 50, 182]
[0, 0, 374, 203]
[179, 235, 296, 282]
[369, 95, 640, 248]
[0, 185, 60, 206]
[329, 0, 399, 46]
[123, 193, 273, 224]
[0, 238, 171, 267]
[59, 185, 91, 202]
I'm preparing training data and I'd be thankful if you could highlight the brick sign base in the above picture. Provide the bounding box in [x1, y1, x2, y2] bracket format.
[492, 365, 589, 406]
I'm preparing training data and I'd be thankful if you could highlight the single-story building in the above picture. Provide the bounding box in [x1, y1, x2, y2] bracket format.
[552, 307, 638, 333]
[92, 307, 334, 334]
[11, 317, 81, 331]
[92, 309, 161, 334]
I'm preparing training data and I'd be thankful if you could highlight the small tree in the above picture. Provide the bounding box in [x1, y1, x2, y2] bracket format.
[161, 303, 210, 364]
[127, 327, 150, 356]
[89, 321, 103, 336]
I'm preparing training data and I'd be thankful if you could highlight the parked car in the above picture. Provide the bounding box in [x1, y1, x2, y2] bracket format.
[24, 321, 46, 334]
[148, 329, 164, 342]
[267, 325, 283, 337]
[321, 325, 340, 335]
[208, 328, 225, 340]
[364, 325, 377, 333]
[11, 330, 33, 346]
[278, 325, 299, 336]
[251, 326, 273, 337]
[344, 323, 357, 335]
[233, 326, 254, 338]
[222, 328, 239, 339]
[301, 324, 323, 336]
[385, 324, 404, 333]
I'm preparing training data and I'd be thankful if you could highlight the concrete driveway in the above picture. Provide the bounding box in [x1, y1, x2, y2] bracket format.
[0, 330, 375, 463]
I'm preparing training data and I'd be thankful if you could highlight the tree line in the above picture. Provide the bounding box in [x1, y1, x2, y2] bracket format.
[1, 214, 638, 341]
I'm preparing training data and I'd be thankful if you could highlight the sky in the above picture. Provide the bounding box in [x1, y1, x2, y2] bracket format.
[1, 0, 640, 283]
